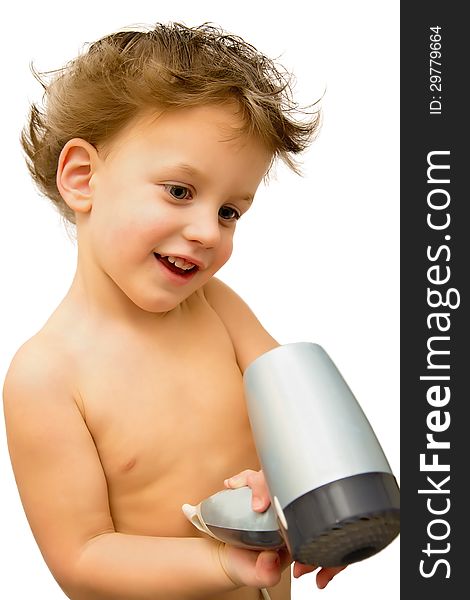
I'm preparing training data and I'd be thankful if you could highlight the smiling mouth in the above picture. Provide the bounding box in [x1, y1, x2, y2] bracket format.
[154, 253, 199, 277]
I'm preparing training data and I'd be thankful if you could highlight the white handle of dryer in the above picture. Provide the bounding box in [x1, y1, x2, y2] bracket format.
[182, 503, 221, 541]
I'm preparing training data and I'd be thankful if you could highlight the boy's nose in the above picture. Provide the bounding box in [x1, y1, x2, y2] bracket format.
[182, 212, 221, 248]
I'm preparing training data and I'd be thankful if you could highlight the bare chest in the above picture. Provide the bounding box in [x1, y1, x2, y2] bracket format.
[76, 302, 259, 534]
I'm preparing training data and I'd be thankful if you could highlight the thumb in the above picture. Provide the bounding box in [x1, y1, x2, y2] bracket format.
[255, 551, 282, 588]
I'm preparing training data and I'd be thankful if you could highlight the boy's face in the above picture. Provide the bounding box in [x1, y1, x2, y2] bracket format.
[84, 104, 272, 313]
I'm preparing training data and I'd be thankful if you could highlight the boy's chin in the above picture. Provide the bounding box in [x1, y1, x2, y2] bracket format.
[133, 292, 192, 315]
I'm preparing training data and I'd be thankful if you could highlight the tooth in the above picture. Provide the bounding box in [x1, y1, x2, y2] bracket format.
[160, 254, 196, 270]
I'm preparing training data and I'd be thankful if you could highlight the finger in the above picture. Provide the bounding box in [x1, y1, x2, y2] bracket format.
[225, 470, 270, 512]
[292, 562, 318, 579]
[316, 565, 347, 589]
[246, 470, 270, 512]
[255, 551, 282, 588]
[224, 469, 255, 489]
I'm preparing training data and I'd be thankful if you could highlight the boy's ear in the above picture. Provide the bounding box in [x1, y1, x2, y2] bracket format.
[56, 138, 99, 214]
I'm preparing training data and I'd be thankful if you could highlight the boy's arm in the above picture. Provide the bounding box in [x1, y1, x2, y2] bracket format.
[203, 277, 280, 372]
[2, 340, 281, 599]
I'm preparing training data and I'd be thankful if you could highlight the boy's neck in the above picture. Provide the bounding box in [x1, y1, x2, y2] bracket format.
[66, 259, 179, 331]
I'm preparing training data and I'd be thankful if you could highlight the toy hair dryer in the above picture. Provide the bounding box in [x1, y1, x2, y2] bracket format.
[183, 343, 400, 567]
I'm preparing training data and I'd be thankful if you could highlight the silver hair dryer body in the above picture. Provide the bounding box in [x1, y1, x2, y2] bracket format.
[244, 342, 399, 566]
[183, 342, 400, 567]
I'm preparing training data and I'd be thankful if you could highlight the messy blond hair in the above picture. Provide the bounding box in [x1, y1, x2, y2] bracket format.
[21, 22, 321, 224]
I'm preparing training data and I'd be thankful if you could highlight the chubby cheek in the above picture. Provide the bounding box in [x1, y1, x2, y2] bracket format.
[97, 207, 159, 262]
[210, 236, 234, 274]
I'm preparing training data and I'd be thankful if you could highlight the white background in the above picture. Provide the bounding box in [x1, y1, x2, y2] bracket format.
[0, 1, 400, 598]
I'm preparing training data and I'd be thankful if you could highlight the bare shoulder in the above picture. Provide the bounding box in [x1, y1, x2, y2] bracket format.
[202, 277, 279, 372]
[3, 331, 79, 418]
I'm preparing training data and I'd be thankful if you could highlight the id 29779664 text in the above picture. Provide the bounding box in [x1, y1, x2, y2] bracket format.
[429, 26, 443, 115]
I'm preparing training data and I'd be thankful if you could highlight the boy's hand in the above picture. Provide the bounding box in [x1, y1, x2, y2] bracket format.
[218, 543, 291, 590]
[224, 469, 271, 512]
[224, 469, 347, 589]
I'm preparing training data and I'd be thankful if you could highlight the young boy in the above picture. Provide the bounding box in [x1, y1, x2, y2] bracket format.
[3, 23, 344, 599]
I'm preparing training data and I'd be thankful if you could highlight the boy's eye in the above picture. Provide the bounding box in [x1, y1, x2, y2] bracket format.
[219, 205, 241, 222]
[166, 185, 192, 200]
